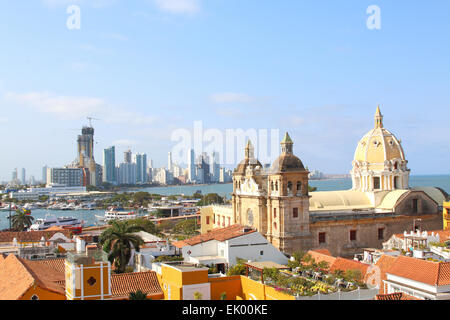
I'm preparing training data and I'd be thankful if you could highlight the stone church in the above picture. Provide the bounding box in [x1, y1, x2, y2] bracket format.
[204, 107, 447, 257]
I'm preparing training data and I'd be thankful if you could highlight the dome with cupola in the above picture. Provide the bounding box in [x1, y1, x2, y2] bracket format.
[271, 132, 306, 173]
[351, 107, 410, 192]
[234, 140, 263, 175]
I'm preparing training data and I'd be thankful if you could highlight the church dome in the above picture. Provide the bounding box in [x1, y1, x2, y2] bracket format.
[353, 106, 406, 170]
[234, 140, 262, 175]
[271, 133, 306, 173]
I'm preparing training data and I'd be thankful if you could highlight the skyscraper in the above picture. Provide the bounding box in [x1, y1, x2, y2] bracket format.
[12, 168, 18, 182]
[124, 149, 132, 164]
[103, 146, 117, 184]
[211, 151, 220, 183]
[168, 152, 173, 173]
[42, 165, 48, 184]
[188, 149, 196, 183]
[134, 153, 148, 184]
[21, 168, 26, 185]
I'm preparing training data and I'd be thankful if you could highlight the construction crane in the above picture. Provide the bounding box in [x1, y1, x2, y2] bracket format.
[87, 117, 100, 127]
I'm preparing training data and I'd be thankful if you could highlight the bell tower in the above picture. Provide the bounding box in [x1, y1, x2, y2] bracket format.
[267, 133, 311, 254]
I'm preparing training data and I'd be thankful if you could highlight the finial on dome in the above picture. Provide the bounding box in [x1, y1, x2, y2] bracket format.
[245, 139, 254, 159]
[281, 132, 293, 154]
[374, 105, 383, 128]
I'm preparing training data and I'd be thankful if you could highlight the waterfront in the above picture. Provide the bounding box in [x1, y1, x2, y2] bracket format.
[1, 175, 448, 231]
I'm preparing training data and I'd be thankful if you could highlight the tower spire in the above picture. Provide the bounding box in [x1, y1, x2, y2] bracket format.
[281, 132, 293, 154]
[375, 105, 383, 128]
[245, 140, 254, 160]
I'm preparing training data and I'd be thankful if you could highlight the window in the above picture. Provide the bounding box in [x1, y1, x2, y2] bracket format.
[287, 181, 293, 193]
[260, 251, 264, 256]
[31, 294, 39, 300]
[273, 208, 277, 219]
[373, 177, 381, 190]
[412, 199, 418, 214]
[273, 222, 277, 230]
[350, 230, 357, 241]
[206, 216, 210, 225]
[297, 182, 302, 195]
[378, 228, 384, 240]
[293, 208, 299, 218]
[319, 232, 326, 244]
[227, 217, 231, 226]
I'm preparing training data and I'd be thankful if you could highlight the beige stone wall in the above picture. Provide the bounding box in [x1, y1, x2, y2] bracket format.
[394, 191, 439, 215]
[309, 213, 442, 258]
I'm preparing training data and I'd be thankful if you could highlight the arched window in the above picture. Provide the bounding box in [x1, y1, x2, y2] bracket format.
[271, 181, 274, 191]
[394, 162, 398, 170]
[297, 181, 302, 195]
[373, 177, 381, 190]
[275, 181, 278, 191]
[31, 294, 39, 301]
[394, 176, 400, 189]
[287, 181, 293, 194]
[274, 208, 277, 218]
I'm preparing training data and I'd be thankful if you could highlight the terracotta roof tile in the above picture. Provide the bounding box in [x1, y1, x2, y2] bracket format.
[0, 254, 35, 300]
[311, 249, 332, 256]
[37, 259, 66, 274]
[330, 257, 369, 277]
[19, 258, 66, 295]
[307, 250, 336, 268]
[174, 224, 256, 248]
[375, 255, 398, 294]
[376, 292, 420, 300]
[386, 255, 450, 286]
[0, 230, 72, 243]
[110, 271, 163, 299]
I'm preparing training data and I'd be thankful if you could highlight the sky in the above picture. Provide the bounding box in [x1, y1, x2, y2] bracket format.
[0, 0, 449, 181]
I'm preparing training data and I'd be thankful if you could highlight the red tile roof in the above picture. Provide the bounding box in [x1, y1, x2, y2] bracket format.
[307, 250, 336, 268]
[375, 255, 398, 294]
[0, 254, 65, 300]
[0, 230, 72, 243]
[376, 292, 420, 300]
[386, 255, 450, 286]
[173, 224, 256, 248]
[110, 271, 163, 299]
[312, 249, 332, 256]
[330, 257, 369, 278]
[37, 259, 66, 274]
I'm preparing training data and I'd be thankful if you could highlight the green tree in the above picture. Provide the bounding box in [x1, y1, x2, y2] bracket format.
[129, 290, 149, 300]
[99, 220, 146, 274]
[173, 219, 198, 236]
[125, 218, 160, 236]
[197, 193, 224, 206]
[193, 291, 203, 300]
[220, 292, 227, 300]
[227, 264, 247, 276]
[8, 209, 35, 231]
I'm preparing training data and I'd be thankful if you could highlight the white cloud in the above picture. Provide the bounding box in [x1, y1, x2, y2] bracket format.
[112, 139, 140, 147]
[4, 92, 107, 120]
[3, 91, 160, 126]
[215, 107, 244, 118]
[152, 0, 201, 15]
[210, 92, 254, 104]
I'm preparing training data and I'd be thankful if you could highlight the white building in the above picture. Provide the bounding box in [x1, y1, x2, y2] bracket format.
[173, 224, 289, 272]
[383, 255, 450, 300]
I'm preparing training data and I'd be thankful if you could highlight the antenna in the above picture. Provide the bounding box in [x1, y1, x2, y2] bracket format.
[87, 117, 100, 127]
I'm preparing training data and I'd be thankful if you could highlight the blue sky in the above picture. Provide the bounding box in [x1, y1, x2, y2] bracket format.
[0, 0, 449, 181]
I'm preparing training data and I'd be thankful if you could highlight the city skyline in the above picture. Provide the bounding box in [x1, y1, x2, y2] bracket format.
[1, 1, 450, 181]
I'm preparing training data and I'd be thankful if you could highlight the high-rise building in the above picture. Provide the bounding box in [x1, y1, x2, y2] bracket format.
[118, 163, 137, 185]
[21, 168, 26, 185]
[103, 146, 116, 184]
[196, 153, 211, 184]
[188, 149, 196, 183]
[124, 149, 132, 164]
[134, 153, 148, 184]
[211, 151, 220, 183]
[12, 168, 18, 182]
[42, 165, 48, 184]
[47, 168, 84, 187]
[168, 152, 173, 173]
[74, 125, 101, 187]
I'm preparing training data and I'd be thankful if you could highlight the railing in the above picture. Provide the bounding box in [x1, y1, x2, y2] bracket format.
[295, 288, 379, 300]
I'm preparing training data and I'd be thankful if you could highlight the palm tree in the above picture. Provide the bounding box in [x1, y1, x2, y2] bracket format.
[99, 220, 146, 274]
[8, 209, 34, 231]
[129, 290, 149, 300]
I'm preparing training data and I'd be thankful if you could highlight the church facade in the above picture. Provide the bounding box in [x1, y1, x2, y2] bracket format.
[203, 107, 447, 257]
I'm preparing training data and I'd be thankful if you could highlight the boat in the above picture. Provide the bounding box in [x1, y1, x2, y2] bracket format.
[96, 207, 140, 222]
[29, 216, 84, 232]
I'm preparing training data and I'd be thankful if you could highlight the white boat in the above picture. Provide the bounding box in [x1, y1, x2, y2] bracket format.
[97, 209, 140, 222]
[29, 216, 84, 231]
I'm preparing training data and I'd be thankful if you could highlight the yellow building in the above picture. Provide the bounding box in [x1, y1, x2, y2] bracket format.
[154, 260, 294, 301]
[202, 107, 447, 257]
[444, 202, 450, 230]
